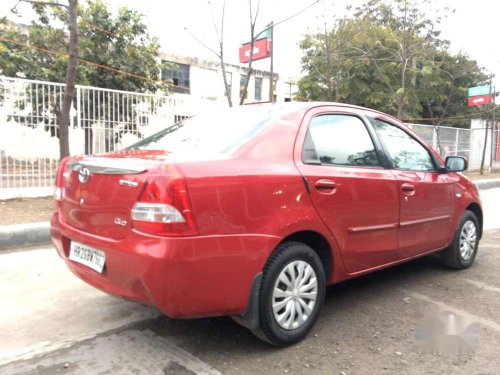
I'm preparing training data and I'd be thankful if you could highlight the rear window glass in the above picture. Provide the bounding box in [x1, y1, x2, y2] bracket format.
[127, 106, 272, 156]
[303, 114, 380, 167]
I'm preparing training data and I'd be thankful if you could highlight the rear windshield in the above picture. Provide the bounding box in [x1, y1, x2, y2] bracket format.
[127, 106, 272, 157]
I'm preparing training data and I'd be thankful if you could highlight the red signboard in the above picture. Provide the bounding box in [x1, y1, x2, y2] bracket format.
[239, 38, 271, 63]
[467, 94, 491, 106]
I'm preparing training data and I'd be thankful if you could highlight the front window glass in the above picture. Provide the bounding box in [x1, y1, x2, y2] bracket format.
[303, 115, 380, 167]
[373, 119, 434, 171]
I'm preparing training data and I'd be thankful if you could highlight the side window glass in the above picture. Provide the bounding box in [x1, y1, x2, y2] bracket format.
[373, 119, 434, 171]
[303, 115, 380, 167]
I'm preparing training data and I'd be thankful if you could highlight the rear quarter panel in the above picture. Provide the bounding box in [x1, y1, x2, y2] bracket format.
[179, 110, 340, 283]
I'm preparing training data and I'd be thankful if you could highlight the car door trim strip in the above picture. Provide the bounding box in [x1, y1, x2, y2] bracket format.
[399, 215, 451, 228]
[347, 223, 398, 234]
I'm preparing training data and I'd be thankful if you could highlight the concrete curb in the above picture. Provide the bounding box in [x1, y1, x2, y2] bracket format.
[474, 178, 500, 190]
[0, 222, 50, 251]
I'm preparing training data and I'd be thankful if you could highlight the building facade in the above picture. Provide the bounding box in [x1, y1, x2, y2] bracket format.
[160, 53, 297, 105]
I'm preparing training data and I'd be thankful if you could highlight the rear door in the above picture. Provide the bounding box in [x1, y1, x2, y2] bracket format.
[370, 118, 455, 258]
[295, 107, 400, 274]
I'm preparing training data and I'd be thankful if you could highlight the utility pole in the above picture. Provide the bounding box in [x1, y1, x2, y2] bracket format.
[480, 83, 493, 175]
[490, 86, 496, 170]
[268, 22, 274, 102]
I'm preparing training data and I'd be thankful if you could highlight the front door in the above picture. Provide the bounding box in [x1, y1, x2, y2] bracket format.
[371, 119, 455, 258]
[295, 109, 400, 274]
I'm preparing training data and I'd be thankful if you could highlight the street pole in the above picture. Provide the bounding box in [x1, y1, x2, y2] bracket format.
[269, 22, 274, 103]
[479, 83, 493, 175]
[490, 86, 496, 170]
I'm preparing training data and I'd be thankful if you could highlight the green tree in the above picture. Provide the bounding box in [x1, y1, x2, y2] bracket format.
[298, 19, 359, 102]
[418, 51, 489, 128]
[0, 0, 168, 155]
[1, 0, 166, 92]
[298, 17, 403, 115]
[355, 0, 445, 119]
[298, 0, 489, 125]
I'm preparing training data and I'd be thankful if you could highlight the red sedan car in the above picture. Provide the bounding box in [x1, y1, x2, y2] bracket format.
[51, 103, 482, 346]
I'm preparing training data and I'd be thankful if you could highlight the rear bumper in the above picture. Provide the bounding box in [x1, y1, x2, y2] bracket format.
[51, 211, 279, 318]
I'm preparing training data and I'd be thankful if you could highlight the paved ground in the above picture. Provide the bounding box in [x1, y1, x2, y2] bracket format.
[0, 197, 53, 225]
[480, 187, 500, 230]
[1, 188, 500, 374]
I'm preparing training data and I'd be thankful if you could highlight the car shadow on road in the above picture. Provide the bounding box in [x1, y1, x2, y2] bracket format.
[146, 255, 451, 356]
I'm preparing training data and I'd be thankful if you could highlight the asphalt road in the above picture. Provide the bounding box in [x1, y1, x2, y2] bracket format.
[1, 188, 500, 375]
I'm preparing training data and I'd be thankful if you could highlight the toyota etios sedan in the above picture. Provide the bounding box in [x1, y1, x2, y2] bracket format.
[51, 103, 482, 346]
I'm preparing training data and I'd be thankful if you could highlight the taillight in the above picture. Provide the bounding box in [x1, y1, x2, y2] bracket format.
[54, 157, 71, 207]
[131, 166, 198, 237]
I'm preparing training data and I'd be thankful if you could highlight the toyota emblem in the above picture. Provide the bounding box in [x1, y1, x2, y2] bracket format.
[78, 167, 90, 183]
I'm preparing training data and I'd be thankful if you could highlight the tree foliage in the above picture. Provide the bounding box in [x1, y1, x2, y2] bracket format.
[298, 0, 489, 125]
[0, 1, 171, 155]
[0, 0, 166, 93]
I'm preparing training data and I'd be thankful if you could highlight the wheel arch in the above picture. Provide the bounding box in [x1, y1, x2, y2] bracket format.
[278, 230, 333, 282]
[232, 229, 334, 331]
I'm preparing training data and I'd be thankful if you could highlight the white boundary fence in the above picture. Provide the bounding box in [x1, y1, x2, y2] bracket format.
[407, 122, 500, 172]
[0, 76, 217, 198]
[0, 75, 499, 198]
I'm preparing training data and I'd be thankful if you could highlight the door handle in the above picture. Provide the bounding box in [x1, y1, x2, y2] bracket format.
[315, 179, 337, 194]
[401, 183, 416, 196]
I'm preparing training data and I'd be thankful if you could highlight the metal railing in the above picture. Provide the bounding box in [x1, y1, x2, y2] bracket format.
[408, 122, 500, 171]
[0, 76, 217, 197]
[0, 75, 499, 198]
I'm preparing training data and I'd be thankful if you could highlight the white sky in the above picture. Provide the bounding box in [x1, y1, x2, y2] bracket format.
[2, 0, 499, 87]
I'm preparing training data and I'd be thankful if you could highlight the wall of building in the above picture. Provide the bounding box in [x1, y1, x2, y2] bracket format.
[469, 119, 500, 171]
[160, 53, 297, 105]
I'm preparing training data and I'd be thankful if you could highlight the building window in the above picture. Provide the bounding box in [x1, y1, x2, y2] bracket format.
[225, 72, 232, 96]
[255, 77, 262, 101]
[270, 78, 277, 101]
[240, 74, 247, 99]
[161, 61, 190, 94]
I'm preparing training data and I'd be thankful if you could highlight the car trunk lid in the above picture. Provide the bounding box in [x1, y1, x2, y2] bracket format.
[59, 151, 168, 239]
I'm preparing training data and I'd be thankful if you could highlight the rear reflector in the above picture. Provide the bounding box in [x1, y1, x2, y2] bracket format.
[54, 157, 72, 208]
[54, 187, 63, 201]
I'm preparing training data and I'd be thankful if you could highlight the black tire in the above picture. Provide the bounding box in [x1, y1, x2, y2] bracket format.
[251, 241, 326, 346]
[440, 210, 480, 270]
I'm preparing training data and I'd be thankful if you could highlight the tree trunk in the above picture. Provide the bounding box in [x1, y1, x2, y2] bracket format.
[334, 70, 340, 102]
[435, 123, 443, 155]
[219, 50, 232, 107]
[397, 58, 408, 120]
[240, 44, 254, 105]
[59, 0, 78, 160]
[480, 120, 490, 175]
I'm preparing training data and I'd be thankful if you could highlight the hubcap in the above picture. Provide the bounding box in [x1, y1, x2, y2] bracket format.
[459, 220, 477, 261]
[272, 260, 318, 330]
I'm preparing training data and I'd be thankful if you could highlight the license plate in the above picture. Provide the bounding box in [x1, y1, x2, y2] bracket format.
[69, 241, 106, 273]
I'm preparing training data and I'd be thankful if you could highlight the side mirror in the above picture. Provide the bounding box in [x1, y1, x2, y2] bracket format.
[445, 156, 467, 172]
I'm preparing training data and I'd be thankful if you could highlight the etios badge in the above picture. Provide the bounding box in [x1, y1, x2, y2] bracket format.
[78, 167, 90, 183]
